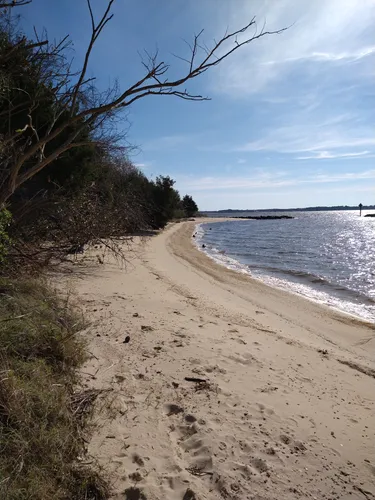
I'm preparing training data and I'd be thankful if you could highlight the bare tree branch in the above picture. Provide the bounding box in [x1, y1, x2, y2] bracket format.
[70, 0, 115, 114]
[0, 0, 288, 205]
[0, 0, 31, 7]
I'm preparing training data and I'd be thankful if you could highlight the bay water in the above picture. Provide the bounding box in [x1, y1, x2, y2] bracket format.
[195, 211, 375, 322]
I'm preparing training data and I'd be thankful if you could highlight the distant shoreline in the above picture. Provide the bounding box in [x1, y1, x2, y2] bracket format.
[203, 205, 375, 214]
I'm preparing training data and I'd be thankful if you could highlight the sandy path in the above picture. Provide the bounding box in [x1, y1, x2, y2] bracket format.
[66, 220, 375, 500]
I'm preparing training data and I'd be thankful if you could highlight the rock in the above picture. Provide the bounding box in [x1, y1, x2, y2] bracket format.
[234, 215, 294, 220]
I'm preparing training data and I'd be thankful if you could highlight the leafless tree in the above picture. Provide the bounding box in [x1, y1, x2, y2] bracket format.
[0, 1, 31, 7]
[0, 0, 286, 206]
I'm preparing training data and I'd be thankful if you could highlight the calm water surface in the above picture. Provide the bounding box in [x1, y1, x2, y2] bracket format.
[196, 211, 375, 321]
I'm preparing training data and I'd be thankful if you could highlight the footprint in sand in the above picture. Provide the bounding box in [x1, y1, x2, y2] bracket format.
[123, 487, 147, 500]
[183, 488, 197, 500]
[165, 403, 184, 416]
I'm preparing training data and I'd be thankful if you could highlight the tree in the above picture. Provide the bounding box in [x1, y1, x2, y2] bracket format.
[150, 176, 181, 228]
[182, 195, 198, 217]
[0, 0, 286, 206]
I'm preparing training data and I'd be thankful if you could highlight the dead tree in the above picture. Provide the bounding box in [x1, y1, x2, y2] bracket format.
[0, 0, 286, 206]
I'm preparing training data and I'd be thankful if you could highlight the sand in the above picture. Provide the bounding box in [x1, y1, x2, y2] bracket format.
[64, 219, 375, 500]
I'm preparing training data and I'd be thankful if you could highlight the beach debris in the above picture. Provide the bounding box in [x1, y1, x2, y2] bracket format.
[185, 376, 207, 384]
[172, 381, 179, 388]
[70, 388, 110, 421]
[260, 385, 278, 393]
[185, 376, 212, 392]
[133, 312, 139, 317]
[186, 466, 214, 477]
[123, 335, 130, 343]
[318, 348, 329, 356]
[141, 325, 153, 331]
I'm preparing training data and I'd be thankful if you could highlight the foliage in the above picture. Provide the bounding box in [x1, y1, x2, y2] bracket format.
[0, 208, 11, 264]
[0, 278, 109, 499]
[182, 194, 198, 217]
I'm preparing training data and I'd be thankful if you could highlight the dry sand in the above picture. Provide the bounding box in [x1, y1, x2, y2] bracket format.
[65, 219, 375, 500]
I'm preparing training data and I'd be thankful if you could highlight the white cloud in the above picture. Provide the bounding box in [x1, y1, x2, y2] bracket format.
[297, 150, 370, 160]
[263, 46, 375, 65]
[212, 0, 375, 95]
[237, 122, 375, 155]
[176, 169, 375, 192]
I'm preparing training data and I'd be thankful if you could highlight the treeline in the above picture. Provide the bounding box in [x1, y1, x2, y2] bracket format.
[0, 7, 198, 268]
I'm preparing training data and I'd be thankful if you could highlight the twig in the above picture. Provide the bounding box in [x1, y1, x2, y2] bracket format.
[184, 376, 207, 383]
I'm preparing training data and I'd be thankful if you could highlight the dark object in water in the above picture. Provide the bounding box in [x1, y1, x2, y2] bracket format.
[202, 244, 206, 248]
[364, 214, 375, 218]
[234, 215, 294, 220]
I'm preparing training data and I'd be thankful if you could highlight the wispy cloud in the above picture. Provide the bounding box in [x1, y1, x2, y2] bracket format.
[297, 150, 370, 160]
[237, 123, 375, 155]
[263, 46, 375, 65]
[212, 0, 375, 95]
[176, 169, 375, 192]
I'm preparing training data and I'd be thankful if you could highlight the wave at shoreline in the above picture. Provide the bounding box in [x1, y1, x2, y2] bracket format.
[193, 222, 375, 322]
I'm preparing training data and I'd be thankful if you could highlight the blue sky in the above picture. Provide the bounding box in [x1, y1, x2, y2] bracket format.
[18, 0, 375, 210]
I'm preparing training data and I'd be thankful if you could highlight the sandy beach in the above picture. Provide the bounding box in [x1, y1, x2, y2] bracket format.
[67, 219, 375, 500]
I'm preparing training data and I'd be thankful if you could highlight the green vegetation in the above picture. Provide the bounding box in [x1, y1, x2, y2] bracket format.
[0, 12, 199, 266]
[0, 278, 109, 499]
[182, 195, 199, 218]
[0, 209, 11, 264]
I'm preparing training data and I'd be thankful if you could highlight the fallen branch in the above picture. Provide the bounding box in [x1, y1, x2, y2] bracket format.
[184, 376, 207, 383]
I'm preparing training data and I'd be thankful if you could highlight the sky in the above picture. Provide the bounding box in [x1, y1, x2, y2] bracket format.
[17, 0, 375, 210]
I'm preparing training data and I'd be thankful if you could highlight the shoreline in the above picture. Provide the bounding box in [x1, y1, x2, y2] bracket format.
[193, 218, 375, 325]
[65, 220, 375, 499]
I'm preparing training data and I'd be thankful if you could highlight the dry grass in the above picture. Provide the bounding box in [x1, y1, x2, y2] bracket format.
[0, 278, 109, 499]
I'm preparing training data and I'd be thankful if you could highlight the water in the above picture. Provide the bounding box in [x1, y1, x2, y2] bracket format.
[195, 211, 375, 322]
